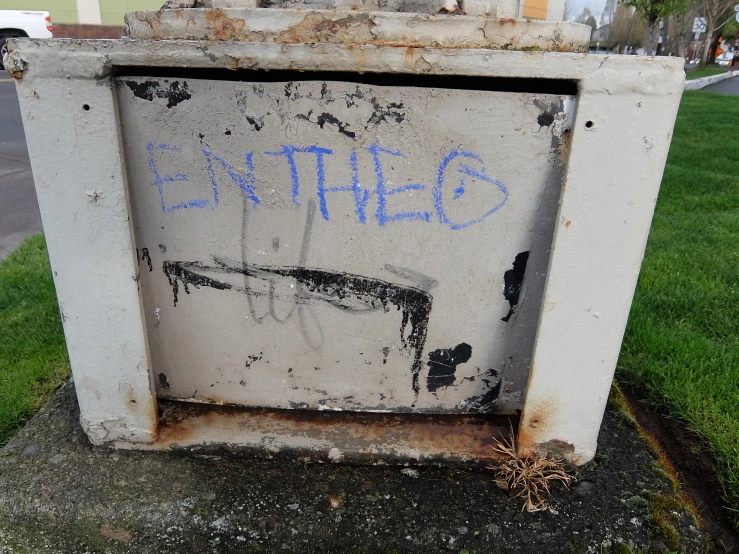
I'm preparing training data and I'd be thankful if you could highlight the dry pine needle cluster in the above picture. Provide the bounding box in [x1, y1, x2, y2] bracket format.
[489, 430, 571, 513]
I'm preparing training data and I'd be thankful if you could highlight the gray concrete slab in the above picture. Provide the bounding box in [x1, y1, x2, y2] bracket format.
[701, 76, 739, 96]
[0, 382, 706, 553]
[0, 71, 42, 262]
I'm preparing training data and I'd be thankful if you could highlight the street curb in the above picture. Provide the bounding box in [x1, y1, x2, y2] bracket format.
[684, 69, 739, 90]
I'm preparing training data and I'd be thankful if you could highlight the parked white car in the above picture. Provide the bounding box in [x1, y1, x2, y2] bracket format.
[716, 51, 734, 66]
[1, 10, 53, 70]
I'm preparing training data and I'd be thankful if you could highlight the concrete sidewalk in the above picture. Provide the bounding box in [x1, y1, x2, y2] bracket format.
[0, 383, 705, 553]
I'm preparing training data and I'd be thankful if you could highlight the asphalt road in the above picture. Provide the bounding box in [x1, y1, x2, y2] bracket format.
[0, 71, 42, 261]
[701, 76, 739, 95]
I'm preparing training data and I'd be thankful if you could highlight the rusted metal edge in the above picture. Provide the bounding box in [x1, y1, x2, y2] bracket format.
[124, 8, 591, 52]
[113, 399, 516, 465]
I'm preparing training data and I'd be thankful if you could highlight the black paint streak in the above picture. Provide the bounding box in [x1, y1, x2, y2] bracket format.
[245, 353, 263, 368]
[124, 80, 192, 109]
[426, 343, 472, 393]
[271, 237, 280, 252]
[245, 115, 263, 131]
[382, 346, 390, 365]
[320, 83, 334, 103]
[296, 110, 355, 139]
[367, 100, 405, 127]
[463, 379, 503, 413]
[158, 373, 170, 389]
[537, 111, 555, 127]
[284, 82, 302, 100]
[140, 248, 153, 272]
[224, 129, 232, 136]
[158, 244, 167, 254]
[534, 98, 559, 128]
[344, 86, 406, 128]
[162, 260, 233, 307]
[161, 259, 432, 396]
[501, 251, 529, 323]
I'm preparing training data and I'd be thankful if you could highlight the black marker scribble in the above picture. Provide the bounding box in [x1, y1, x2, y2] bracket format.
[139, 248, 153, 272]
[124, 80, 191, 109]
[162, 259, 432, 397]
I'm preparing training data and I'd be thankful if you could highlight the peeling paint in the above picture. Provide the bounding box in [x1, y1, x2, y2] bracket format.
[501, 251, 529, 322]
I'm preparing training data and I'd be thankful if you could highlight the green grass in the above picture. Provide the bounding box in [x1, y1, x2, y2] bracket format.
[0, 235, 69, 445]
[617, 90, 739, 525]
[684, 65, 727, 80]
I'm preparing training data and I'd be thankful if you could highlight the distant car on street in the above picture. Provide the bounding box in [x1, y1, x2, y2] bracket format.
[716, 51, 734, 66]
[0, 10, 53, 70]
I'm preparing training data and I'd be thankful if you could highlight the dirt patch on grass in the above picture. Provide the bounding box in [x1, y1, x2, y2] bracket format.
[620, 383, 739, 553]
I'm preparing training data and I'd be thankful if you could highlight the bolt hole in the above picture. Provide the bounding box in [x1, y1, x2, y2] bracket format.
[585, 120, 594, 129]
[82, 104, 90, 111]
[530, 419, 540, 428]
[564, 127, 571, 134]
[129, 399, 137, 404]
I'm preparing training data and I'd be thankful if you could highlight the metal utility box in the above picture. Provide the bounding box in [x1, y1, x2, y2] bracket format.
[6, 2, 684, 465]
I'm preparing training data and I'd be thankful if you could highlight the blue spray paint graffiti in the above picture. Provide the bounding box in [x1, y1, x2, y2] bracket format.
[147, 142, 208, 213]
[148, 142, 509, 229]
[435, 151, 509, 231]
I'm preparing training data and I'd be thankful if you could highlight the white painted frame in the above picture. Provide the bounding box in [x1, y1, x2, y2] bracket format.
[7, 38, 684, 464]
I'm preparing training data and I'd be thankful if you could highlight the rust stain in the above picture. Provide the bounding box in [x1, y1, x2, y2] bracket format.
[557, 126, 572, 159]
[516, 397, 556, 453]
[404, 46, 415, 65]
[204, 8, 247, 41]
[133, 11, 586, 52]
[564, 220, 571, 229]
[155, 399, 515, 462]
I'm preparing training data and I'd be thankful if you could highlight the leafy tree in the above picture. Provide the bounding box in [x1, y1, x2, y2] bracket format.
[720, 14, 738, 43]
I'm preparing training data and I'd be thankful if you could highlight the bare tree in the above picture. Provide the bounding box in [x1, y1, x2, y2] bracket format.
[601, 0, 618, 25]
[563, 0, 577, 21]
[611, 4, 647, 51]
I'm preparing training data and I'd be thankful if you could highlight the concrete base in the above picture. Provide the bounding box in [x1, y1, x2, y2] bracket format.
[0, 383, 705, 553]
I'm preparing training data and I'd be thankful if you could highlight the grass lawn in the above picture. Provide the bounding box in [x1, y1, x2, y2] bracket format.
[0, 235, 69, 445]
[685, 65, 728, 80]
[618, 90, 739, 525]
[0, 90, 737, 526]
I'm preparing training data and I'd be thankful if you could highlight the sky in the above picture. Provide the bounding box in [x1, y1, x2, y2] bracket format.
[564, 0, 607, 22]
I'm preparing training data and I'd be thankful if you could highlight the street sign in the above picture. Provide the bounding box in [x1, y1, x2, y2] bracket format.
[693, 17, 707, 33]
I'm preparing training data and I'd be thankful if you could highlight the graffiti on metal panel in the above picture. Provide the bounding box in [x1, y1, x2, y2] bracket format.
[163, 265, 432, 397]
[146, 141, 509, 230]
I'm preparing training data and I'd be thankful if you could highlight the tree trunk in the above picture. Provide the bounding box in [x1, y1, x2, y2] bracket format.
[646, 15, 658, 55]
[701, 19, 716, 65]
[674, 14, 685, 60]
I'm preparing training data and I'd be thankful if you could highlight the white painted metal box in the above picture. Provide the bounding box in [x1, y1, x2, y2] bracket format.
[6, 6, 684, 465]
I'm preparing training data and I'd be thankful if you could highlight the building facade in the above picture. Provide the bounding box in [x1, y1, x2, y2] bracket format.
[0, 0, 162, 26]
[2, 0, 565, 25]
